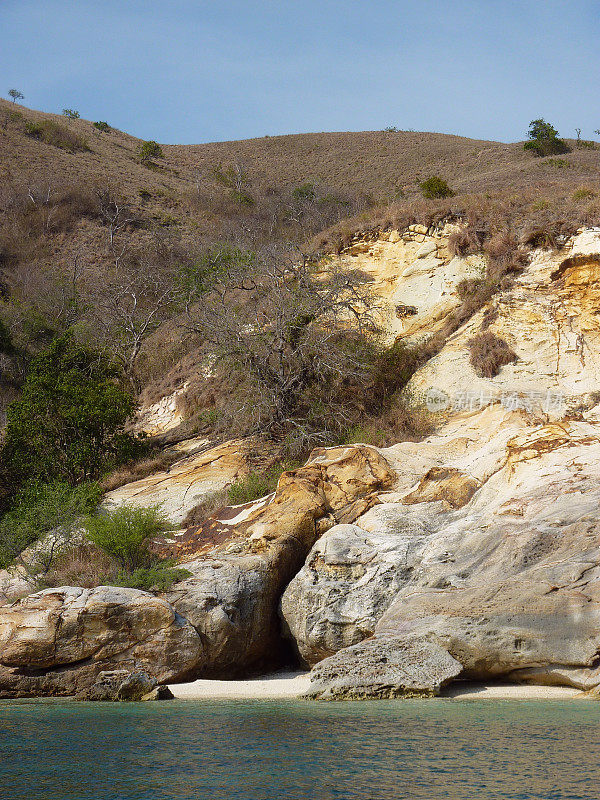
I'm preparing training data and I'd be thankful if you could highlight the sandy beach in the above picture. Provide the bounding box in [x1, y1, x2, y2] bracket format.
[169, 671, 312, 700]
[169, 673, 587, 701]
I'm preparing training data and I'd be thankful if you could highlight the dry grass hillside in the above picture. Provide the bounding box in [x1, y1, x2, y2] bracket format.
[3, 99, 599, 206]
[1, 99, 599, 442]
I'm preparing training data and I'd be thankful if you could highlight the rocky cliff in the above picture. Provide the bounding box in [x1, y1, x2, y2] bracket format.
[3, 225, 600, 698]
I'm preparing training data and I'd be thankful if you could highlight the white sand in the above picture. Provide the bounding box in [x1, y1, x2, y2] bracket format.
[169, 673, 587, 701]
[442, 682, 584, 700]
[169, 671, 311, 700]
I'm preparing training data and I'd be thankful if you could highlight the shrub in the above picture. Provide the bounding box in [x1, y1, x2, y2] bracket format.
[227, 463, 298, 505]
[419, 176, 454, 199]
[0, 318, 13, 354]
[544, 158, 571, 168]
[292, 183, 317, 202]
[8, 89, 24, 104]
[573, 188, 596, 202]
[468, 331, 517, 378]
[0, 481, 101, 569]
[448, 226, 482, 256]
[0, 333, 142, 491]
[112, 564, 191, 592]
[85, 505, 171, 572]
[138, 140, 163, 165]
[24, 119, 89, 152]
[93, 120, 111, 133]
[371, 340, 427, 405]
[40, 541, 115, 589]
[62, 108, 80, 120]
[523, 118, 569, 156]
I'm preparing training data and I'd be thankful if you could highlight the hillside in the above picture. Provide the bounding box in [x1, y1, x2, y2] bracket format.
[2, 99, 600, 212]
[4, 223, 600, 700]
[0, 101, 598, 421]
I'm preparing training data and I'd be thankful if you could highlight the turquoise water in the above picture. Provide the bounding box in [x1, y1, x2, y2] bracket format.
[1, 699, 599, 800]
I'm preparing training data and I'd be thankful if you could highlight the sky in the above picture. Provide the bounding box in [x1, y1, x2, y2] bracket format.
[1, 0, 598, 144]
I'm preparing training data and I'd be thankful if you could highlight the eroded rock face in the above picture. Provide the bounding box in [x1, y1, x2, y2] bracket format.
[335, 223, 485, 345]
[103, 438, 256, 525]
[0, 586, 201, 697]
[280, 229, 600, 692]
[281, 510, 434, 665]
[374, 424, 600, 685]
[304, 636, 462, 700]
[284, 407, 600, 688]
[165, 444, 396, 676]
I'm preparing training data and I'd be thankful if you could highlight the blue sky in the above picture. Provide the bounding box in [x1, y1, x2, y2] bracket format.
[1, 0, 598, 144]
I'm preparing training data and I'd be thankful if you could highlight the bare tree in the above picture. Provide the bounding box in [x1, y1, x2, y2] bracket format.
[92, 258, 179, 390]
[184, 246, 382, 446]
[96, 189, 135, 250]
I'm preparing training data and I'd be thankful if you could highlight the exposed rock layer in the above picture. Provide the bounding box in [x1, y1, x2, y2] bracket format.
[5, 227, 600, 697]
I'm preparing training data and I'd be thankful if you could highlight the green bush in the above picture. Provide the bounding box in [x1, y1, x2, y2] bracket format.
[0, 481, 101, 568]
[24, 119, 89, 153]
[85, 505, 171, 572]
[523, 118, 569, 156]
[93, 120, 111, 133]
[419, 176, 454, 199]
[1, 333, 142, 490]
[62, 108, 80, 120]
[112, 564, 191, 592]
[177, 243, 255, 299]
[573, 188, 596, 201]
[227, 463, 298, 505]
[292, 183, 317, 202]
[138, 140, 163, 165]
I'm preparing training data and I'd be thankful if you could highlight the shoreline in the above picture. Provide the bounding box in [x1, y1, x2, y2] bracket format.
[168, 672, 588, 701]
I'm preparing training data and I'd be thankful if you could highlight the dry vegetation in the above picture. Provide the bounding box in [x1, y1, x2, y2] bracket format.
[468, 331, 518, 378]
[1, 99, 599, 456]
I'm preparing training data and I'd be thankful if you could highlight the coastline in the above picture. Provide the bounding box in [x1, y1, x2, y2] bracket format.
[168, 672, 587, 701]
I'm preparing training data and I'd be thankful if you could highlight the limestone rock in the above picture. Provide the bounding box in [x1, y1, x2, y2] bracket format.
[404, 228, 600, 418]
[141, 685, 174, 701]
[77, 670, 174, 701]
[116, 671, 156, 701]
[304, 636, 462, 700]
[165, 444, 395, 676]
[104, 438, 256, 525]
[166, 545, 304, 677]
[0, 567, 32, 605]
[80, 669, 131, 701]
[335, 226, 484, 345]
[280, 510, 433, 665]
[0, 586, 201, 696]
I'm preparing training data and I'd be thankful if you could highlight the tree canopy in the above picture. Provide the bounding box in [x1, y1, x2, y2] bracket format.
[1, 333, 141, 491]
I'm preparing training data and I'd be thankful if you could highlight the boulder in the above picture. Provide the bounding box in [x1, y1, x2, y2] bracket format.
[304, 636, 462, 700]
[0, 586, 201, 697]
[280, 509, 433, 664]
[77, 670, 174, 701]
[166, 544, 304, 677]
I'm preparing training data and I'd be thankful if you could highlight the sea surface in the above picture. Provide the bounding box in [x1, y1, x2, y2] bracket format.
[1, 698, 599, 800]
